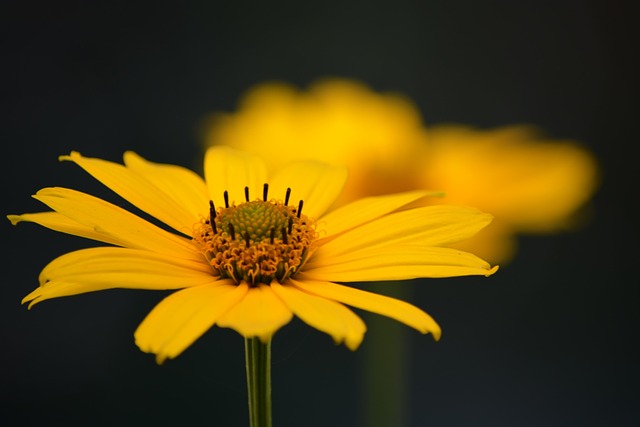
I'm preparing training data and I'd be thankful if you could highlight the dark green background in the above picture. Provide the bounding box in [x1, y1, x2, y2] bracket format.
[2, 1, 638, 426]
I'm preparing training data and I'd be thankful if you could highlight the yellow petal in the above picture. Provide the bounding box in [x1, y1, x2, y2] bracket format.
[33, 187, 200, 261]
[123, 151, 210, 222]
[271, 281, 365, 350]
[303, 245, 497, 281]
[135, 281, 248, 363]
[216, 283, 293, 342]
[23, 247, 216, 308]
[317, 190, 441, 239]
[60, 151, 198, 236]
[268, 161, 348, 218]
[7, 212, 125, 247]
[291, 279, 441, 340]
[38, 246, 212, 285]
[204, 146, 268, 210]
[317, 205, 493, 258]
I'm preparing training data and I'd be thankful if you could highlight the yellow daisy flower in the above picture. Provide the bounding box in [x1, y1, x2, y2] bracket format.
[9, 146, 497, 363]
[204, 78, 599, 263]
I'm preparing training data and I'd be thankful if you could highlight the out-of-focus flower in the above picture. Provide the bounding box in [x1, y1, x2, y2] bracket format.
[204, 78, 599, 263]
[9, 146, 497, 363]
[204, 80, 427, 208]
[418, 125, 599, 262]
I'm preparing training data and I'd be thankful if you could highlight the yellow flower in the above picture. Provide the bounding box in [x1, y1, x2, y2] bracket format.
[9, 147, 497, 363]
[419, 125, 599, 262]
[204, 79, 599, 263]
[204, 79, 427, 208]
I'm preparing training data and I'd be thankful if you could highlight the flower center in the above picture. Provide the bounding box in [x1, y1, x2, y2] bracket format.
[192, 185, 317, 286]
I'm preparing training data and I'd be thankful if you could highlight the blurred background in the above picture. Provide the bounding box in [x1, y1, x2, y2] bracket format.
[2, 1, 638, 426]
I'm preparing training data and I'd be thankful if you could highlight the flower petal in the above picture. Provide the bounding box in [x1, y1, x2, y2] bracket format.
[271, 281, 366, 350]
[303, 245, 498, 281]
[204, 146, 268, 210]
[8, 212, 125, 247]
[123, 151, 210, 222]
[135, 280, 248, 364]
[268, 161, 348, 218]
[32, 187, 200, 261]
[38, 246, 212, 285]
[23, 247, 216, 308]
[216, 283, 293, 342]
[316, 190, 442, 239]
[291, 279, 441, 340]
[316, 205, 493, 258]
[60, 151, 198, 236]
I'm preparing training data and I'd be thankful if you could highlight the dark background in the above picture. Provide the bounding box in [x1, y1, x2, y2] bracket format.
[2, 1, 638, 426]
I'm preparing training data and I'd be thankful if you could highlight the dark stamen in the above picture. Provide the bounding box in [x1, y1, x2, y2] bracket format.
[209, 200, 217, 234]
[281, 227, 288, 244]
[297, 200, 304, 218]
[270, 228, 275, 244]
[244, 186, 249, 202]
[263, 183, 269, 201]
[224, 191, 229, 208]
[244, 232, 250, 247]
[209, 200, 216, 218]
[228, 223, 235, 240]
[288, 217, 293, 234]
[284, 188, 291, 206]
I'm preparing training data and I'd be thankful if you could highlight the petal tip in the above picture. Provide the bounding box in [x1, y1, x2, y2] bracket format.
[22, 289, 40, 306]
[345, 335, 363, 351]
[485, 265, 500, 276]
[23, 298, 39, 310]
[58, 151, 81, 162]
[7, 214, 22, 225]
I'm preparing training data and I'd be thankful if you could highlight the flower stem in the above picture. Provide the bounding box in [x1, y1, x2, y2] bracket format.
[361, 282, 412, 427]
[245, 337, 272, 427]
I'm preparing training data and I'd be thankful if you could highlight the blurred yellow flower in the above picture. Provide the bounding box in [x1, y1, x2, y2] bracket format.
[204, 79, 599, 263]
[9, 146, 497, 363]
[418, 125, 599, 262]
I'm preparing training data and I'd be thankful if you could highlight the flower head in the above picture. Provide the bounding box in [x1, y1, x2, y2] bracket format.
[204, 78, 599, 263]
[9, 147, 497, 363]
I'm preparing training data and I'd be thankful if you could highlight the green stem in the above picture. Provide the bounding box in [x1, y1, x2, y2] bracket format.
[361, 282, 412, 427]
[245, 337, 272, 427]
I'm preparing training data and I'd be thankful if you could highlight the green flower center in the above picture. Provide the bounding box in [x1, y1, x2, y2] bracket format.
[218, 201, 290, 243]
[192, 185, 317, 286]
